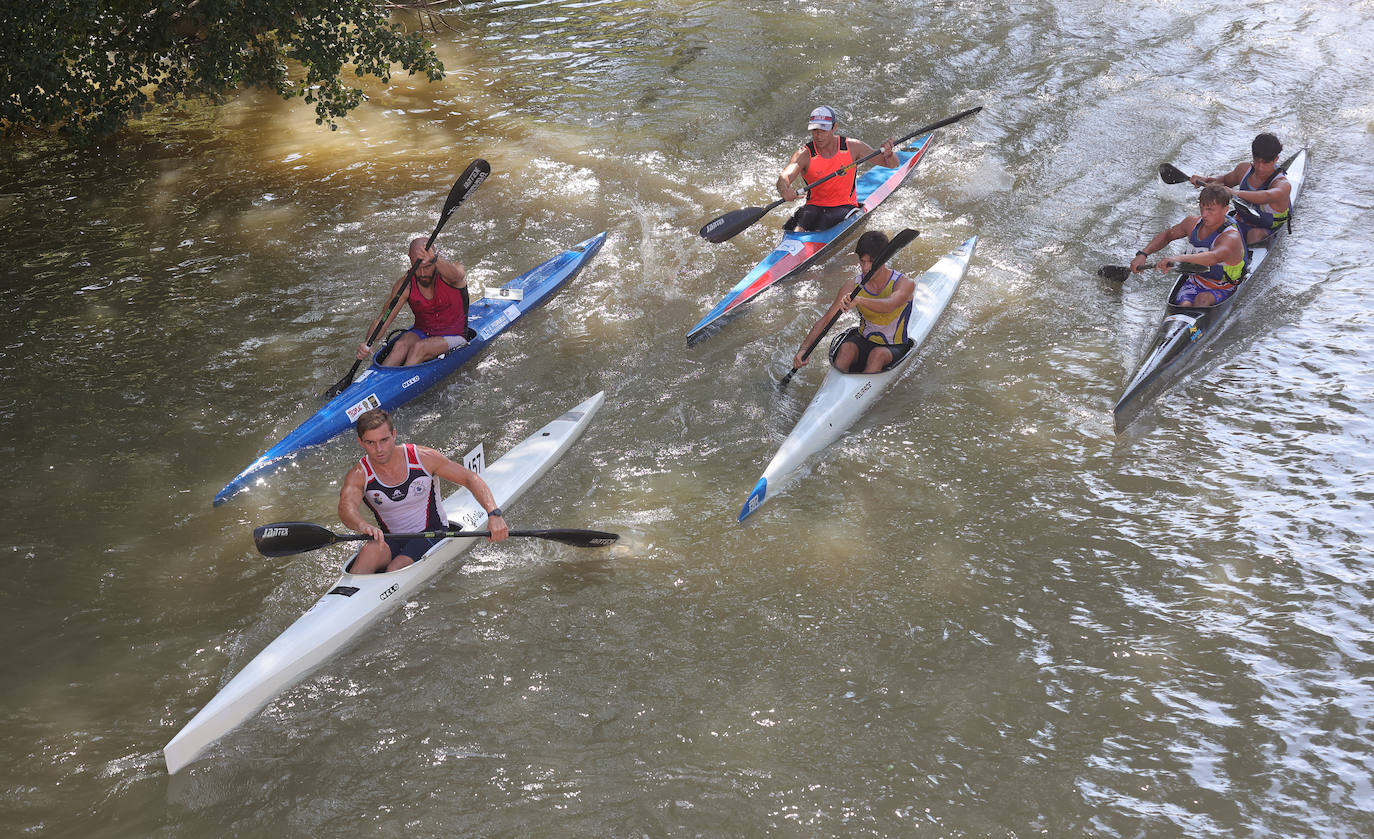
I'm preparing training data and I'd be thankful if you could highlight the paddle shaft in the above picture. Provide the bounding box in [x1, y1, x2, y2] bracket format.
[1099, 261, 1209, 281]
[779, 227, 919, 387]
[253, 521, 619, 557]
[325, 160, 490, 397]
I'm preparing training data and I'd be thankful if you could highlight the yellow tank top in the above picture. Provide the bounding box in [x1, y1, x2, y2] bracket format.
[855, 270, 911, 344]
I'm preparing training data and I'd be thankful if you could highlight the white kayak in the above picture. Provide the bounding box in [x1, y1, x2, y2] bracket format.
[738, 237, 976, 521]
[164, 391, 606, 774]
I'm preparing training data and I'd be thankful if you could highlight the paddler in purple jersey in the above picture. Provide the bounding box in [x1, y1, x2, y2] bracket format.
[1181, 132, 1293, 245]
[1129, 184, 1248, 308]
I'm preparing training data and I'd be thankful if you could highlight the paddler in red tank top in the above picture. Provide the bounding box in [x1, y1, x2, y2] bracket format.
[776, 106, 898, 232]
[355, 237, 474, 367]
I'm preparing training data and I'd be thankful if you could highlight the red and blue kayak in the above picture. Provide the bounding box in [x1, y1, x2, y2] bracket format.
[686, 135, 934, 345]
[213, 232, 606, 505]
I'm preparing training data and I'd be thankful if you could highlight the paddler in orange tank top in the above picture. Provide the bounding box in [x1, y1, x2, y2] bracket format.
[776, 106, 898, 232]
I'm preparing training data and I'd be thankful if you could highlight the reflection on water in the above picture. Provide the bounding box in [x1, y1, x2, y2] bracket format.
[3, 0, 1374, 835]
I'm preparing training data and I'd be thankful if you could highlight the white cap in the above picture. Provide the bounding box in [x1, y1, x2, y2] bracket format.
[807, 106, 836, 131]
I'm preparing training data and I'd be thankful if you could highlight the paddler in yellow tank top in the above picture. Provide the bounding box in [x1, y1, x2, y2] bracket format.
[776, 106, 898, 232]
[791, 230, 916, 374]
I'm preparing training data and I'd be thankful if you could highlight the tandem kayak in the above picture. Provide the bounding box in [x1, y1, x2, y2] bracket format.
[166, 391, 605, 774]
[1113, 149, 1307, 432]
[214, 233, 606, 505]
[686, 135, 935, 345]
[739, 236, 976, 521]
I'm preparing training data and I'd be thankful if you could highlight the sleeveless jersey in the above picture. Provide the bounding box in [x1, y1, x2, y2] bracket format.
[1238, 165, 1290, 231]
[409, 274, 468, 336]
[855, 269, 911, 344]
[360, 443, 449, 534]
[1184, 218, 1245, 287]
[804, 137, 858, 208]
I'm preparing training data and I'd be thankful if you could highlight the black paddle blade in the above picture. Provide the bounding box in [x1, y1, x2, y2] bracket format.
[1159, 163, 1190, 185]
[699, 202, 780, 243]
[253, 522, 341, 557]
[448, 159, 491, 215]
[515, 528, 620, 548]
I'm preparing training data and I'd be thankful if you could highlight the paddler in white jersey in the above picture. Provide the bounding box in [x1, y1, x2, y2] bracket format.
[791, 229, 917, 374]
[1181, 132, 1292, 245]
[338, 408, 507, 574]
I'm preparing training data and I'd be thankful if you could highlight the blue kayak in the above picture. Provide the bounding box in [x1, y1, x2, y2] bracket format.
[214, 232, 606, 505]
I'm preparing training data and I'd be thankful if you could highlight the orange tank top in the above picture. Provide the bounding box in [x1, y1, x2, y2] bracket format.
[804, 137, 857, 207]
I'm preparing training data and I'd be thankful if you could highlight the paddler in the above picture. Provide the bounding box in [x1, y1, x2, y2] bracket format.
[776, 106, 898, 232]
[355, 238, 476, 367]
[338, 408, 508, 574]
[1129, 184, 1248, 308]
[1180, 132, 1292, 245]
[791, 230, 916, 374]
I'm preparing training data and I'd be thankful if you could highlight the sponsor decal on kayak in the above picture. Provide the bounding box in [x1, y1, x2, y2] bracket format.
[346, 393, 382, 423]
[379, 583, 400, 601]
[477, 312, 511, 342]
[854, 382, 872, 400]
[779, 239, 806, 257]
[401, 375, 420, 389]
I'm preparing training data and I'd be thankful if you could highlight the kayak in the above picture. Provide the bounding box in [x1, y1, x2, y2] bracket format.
[1113, 149, 1307, 432]
[686, 135, 935, 345]
[739, 236, 976, 521]
[214, 232, 607, 505]
[166, 391, 605, 774]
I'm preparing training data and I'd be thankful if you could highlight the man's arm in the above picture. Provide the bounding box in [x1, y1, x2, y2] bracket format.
[1231, 175, 1290, 209]
[337, 465, 384, 541]
[777, 146, 810, 201]
[1129, 217, 1195, 273]
[436, 258, 467, 289]
[418, 448, 509, 541]
[1158, 228, 1244, 272]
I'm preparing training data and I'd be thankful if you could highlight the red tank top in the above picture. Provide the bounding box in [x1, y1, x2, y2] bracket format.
[408, 274, 468, 336]
[804, 137, 857, 207]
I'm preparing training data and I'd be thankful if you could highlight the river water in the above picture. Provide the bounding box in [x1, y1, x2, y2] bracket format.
[3, 0, 1373, 835]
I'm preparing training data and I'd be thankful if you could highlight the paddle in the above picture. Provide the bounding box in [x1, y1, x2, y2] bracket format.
[323, 159, 492, 399]
[698, 106, 982, 244]
[253, 521, 619, 557]
[1098, 261, 1208, 282]
[1159, 162, 1192, 185]
[778, 227, 920, 389]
